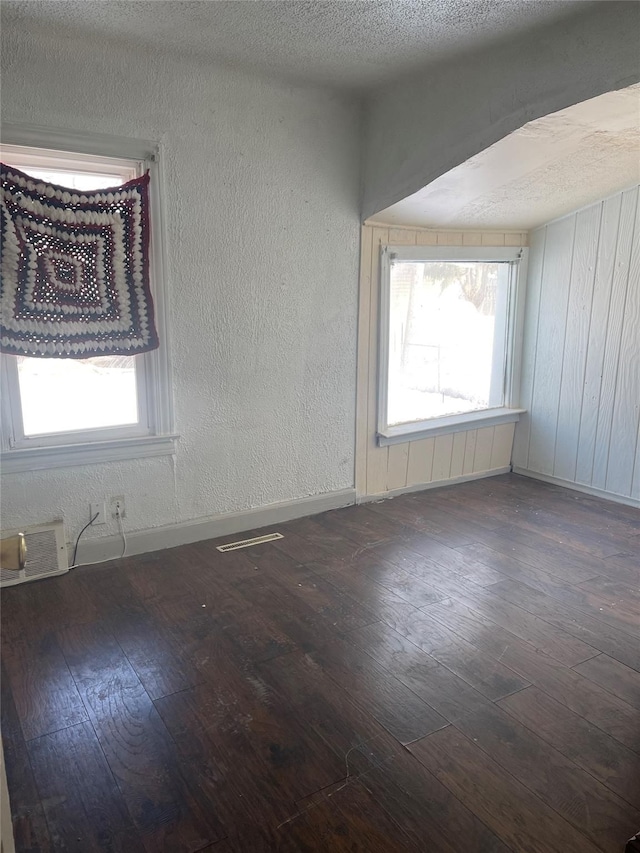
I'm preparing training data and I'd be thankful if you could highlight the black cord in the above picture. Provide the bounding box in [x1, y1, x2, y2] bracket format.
[71, 511, 99, 567]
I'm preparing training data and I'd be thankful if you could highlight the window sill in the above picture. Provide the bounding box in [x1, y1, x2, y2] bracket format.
[378, 407, 526, 447]
[1, 433, 179, 473]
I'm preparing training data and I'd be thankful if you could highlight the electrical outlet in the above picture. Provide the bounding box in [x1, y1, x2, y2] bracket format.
[111, 496, 126, 519]
[90, 501, 106, 525]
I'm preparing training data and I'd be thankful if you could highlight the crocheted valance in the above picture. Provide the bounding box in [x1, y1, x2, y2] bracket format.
[0, 164, 159, 358]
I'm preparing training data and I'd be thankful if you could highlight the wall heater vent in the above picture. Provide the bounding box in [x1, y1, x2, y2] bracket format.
[216, 532, 284, 552]
[0, 521, 68, 587]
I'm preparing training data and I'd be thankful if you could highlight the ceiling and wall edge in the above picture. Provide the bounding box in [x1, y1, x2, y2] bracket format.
[362, 1, 640, 221]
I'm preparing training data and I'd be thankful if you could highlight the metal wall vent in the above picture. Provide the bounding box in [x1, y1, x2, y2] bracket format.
[0, 521, 68, 587]
[216, 532, 283, 552]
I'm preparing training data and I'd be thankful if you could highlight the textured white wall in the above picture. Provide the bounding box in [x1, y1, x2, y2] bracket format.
[513, 187, 640, 504]
[362, 1, 640, 220]
[0, 23, 361, 547]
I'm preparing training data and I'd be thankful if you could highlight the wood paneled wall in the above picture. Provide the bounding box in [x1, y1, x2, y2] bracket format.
[356, 224, 529, 499]
[512, 186, 640, 505]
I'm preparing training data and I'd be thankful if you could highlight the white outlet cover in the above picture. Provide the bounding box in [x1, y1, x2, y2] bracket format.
[90, 502, 106, 525]
[111, 496, 126, 518]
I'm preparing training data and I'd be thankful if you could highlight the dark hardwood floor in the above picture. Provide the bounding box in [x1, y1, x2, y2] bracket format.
[2, 473, 639, 852]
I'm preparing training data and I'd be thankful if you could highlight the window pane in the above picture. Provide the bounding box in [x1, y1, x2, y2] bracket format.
[17, 356, 139, 435]
[13, 167, 124, 191]
[387, 261, 507, 425]
[7, 156, 142, 438]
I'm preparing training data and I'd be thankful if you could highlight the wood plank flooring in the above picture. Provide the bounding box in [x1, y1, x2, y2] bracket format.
[1, 473, 639, 852]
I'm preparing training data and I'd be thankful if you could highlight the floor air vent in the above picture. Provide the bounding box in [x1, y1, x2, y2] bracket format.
[216, 532, 283, 552]
[0, 521, 68, 587]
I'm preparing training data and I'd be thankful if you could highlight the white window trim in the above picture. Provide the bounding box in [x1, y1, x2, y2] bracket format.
[377, 245, 528, 447]
[0, 125, 177, 472]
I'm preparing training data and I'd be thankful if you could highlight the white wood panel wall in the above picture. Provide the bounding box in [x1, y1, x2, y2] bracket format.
[356, 224, 528, 499]
[512, 187, 640, 505]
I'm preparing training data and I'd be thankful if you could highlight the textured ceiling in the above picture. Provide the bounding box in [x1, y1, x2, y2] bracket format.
[1, 0, 589, 90]
[370, 83, 640, 230]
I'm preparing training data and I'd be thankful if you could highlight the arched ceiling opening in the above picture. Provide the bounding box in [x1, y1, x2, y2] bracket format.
[361, 4, 640, 222]
[369, 83, 640, 231]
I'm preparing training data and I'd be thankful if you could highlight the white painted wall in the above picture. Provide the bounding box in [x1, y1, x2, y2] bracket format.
[356, 224, 528, 499]
[362, 1, 640, 220]
[513, 187, 640, 505]
[0, 22, 361, 550]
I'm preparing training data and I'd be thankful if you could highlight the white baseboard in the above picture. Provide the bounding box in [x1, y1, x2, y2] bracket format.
[76, 488, 356, 565]
[356, 466, 511, 504]
[512, 468, 640, 509]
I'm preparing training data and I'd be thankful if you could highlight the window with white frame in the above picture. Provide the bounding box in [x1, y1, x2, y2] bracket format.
[378, 246, 527, 445]
[0, 137, 175, 472]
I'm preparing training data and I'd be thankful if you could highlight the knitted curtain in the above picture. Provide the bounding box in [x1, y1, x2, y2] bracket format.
[0, 163, 159, 358]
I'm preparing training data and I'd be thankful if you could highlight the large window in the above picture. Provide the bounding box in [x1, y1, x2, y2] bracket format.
[378, 246, 527, 445]
[1, 136, 175, 471]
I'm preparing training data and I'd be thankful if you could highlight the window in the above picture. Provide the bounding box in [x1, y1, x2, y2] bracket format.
[1, 135, 175, 472]
[378, 246, 527, 445]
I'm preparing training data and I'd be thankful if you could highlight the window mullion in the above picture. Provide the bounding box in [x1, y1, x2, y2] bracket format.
[488, 264, 511, 408]
[1, 356, 26, 446]
[378, 247, 393, 435]
[134, 354, 152, 433]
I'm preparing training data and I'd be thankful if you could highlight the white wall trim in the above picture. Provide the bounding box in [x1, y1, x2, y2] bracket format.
[378, 408, 524, 446]
[362, 221, 526, 236]
[1, 434, 179, 474]
[357, 466, 511, 503]
[513, 467, 640, 509]
[1, 123, 158, 161]
[376, 241, 528, 445]
[383, 246, 523, 262]
[74, 488, 356, 565]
